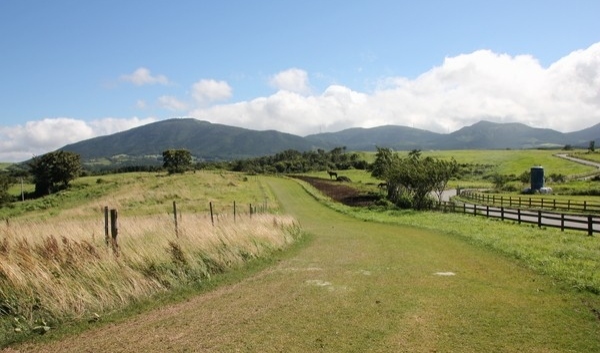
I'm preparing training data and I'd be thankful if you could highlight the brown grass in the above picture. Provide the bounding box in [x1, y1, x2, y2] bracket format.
[0, 212, 300, 337]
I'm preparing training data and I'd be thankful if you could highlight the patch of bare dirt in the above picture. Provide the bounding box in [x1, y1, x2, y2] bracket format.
[291, 176, 381, 207]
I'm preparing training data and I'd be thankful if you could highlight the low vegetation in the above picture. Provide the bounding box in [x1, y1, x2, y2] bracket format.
[0, 171, 301, 344]
[295, 177, 600, 295]
[2, 148, 600, 349]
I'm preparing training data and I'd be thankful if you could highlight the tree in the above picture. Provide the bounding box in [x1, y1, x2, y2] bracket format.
[379, 152, 458, 210]
[162, 149, 192, 174]
[0, 172, 13, 204]
[589, 140, 596, 153]
[370, 147, 395, 179]
[29, 151, 82, 196]
[430, 158, 459, 204]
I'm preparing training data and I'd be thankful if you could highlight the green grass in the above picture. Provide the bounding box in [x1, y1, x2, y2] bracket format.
[295, 178, 600, 295]
[1, 171, 274, 220]
[571, 151, 600, 163]
[416, 149, 595, 176]
[265, 177, 600, 352]
[4, 175, 600, 352]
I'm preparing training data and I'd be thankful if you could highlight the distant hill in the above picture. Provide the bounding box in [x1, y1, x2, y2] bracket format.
[305, 125, 442, 151]
[58, 118, 600, 165]
[437, 120, 570, 149]
[565, 123, 600, 147]
[61, 118, 315, 161]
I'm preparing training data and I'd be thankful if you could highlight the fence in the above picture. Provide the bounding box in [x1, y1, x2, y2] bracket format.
[436, 201, 599, 236]
[460, 191, 600, 214]
[101, 200, 271, 255]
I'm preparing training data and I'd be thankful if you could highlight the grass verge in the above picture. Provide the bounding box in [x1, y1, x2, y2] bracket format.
[294, 177, 600, 295]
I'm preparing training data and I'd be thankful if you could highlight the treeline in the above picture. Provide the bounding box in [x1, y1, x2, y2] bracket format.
[225, 147, 369, 174]
[0, 147, 367, 203]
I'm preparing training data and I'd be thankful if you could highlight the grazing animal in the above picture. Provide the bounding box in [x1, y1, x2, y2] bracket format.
[327, 170, 338, 180]
[337, 176, 351, 182]
[378, 182, 388, 189]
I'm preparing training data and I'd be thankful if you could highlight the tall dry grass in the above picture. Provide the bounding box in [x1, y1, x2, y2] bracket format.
[0, 212, 300, 335]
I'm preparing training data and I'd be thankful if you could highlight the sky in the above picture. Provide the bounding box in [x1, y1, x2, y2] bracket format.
[1, 0, 599, 162]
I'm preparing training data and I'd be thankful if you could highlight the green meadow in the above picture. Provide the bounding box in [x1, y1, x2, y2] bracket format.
[1, 149, 600, 351]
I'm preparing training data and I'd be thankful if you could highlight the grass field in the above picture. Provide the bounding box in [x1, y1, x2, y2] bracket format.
[2, 171, 275, 220]
[571, 151, 600, 163]
[3, 175, 600, 352]
[0, 171, 301, 345]
[357, 149, 596, 176]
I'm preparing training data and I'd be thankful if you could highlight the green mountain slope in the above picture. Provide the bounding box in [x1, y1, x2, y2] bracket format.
[305, 125, 442, 151]
[61, 118, 315, 160]
[56, 118, 600, 165]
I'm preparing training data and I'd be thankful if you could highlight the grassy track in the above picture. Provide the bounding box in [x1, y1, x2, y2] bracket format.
[4, 176, 600, 352]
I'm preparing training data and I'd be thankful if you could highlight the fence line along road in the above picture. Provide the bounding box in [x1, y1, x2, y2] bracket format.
[460, 191, 600, 214]
[438, 201, 599, 236]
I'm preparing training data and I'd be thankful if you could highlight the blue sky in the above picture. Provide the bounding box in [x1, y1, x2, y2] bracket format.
[1, 0, 599, 162]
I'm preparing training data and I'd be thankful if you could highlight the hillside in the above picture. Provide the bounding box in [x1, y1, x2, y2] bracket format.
[305, 125, 442, 151]
[438, 120, 569, 149]
[61, 118, 315, 161]
[57, 118, 600, 164]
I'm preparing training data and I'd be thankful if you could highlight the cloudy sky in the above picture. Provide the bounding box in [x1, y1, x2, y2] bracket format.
[1, 1, 599, 162]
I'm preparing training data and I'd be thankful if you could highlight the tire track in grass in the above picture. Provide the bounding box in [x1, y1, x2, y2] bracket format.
[4, 177, 600, 352]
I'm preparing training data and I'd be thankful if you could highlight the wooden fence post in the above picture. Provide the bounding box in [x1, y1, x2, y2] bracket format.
[501, 207, 504, 221]
[561, 213, 565, 232]
[210, 202, 214, 226]
[173, 201, 179, 238]
[110, 209, 119, 256]
[537, 210, 542, 228]
[234, 201, 236, 223]
[517, 209, 521, 224]
[588, 215, 593, 236]
[104, 206, 109, 246]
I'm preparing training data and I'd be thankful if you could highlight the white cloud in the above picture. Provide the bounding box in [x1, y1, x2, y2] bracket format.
[191, 79, 232, 105]
[120, 67, 170, 86]
[0, 117, 156, 162]
[3, 43, 599, 162]
[136, 100, 147, 109]
[190, 42, 600, 135]
[158, 95, 188, 111]
[269, 68, 311, 95]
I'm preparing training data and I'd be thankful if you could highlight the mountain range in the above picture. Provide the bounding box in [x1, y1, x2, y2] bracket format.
[60, 118, 600, 163]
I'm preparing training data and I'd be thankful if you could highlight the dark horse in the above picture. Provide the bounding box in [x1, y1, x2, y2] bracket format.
[327, 170, 338, 180]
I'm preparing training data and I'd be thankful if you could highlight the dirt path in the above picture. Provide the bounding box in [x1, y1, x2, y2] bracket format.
[4, 177, 600, 352]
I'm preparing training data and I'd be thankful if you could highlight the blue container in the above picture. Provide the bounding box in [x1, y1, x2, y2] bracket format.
[530, 166, 544, 190]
